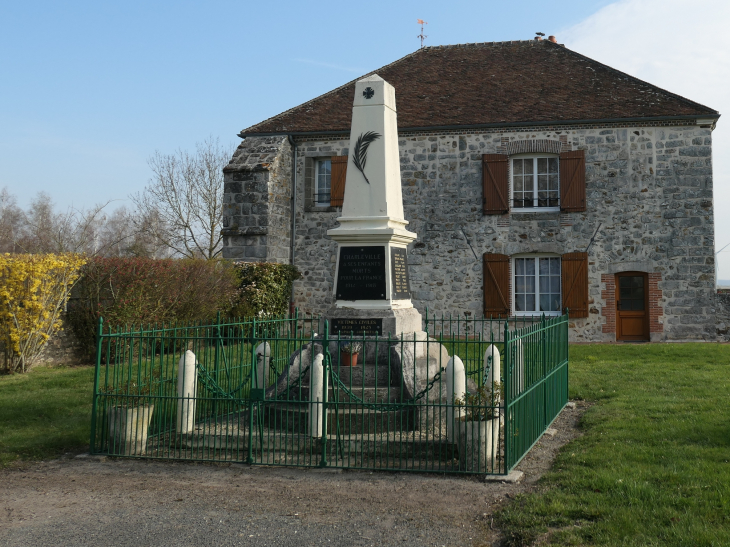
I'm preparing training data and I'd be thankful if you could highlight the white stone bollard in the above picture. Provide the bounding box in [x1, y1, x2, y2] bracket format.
[176, 350, 197, 434]
[309, 353, 325, 438]
[255, 342, 271, 389]
[446, 355, 466, 443]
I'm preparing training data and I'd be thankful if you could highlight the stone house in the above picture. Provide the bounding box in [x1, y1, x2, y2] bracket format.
[222, 39, 721, 342]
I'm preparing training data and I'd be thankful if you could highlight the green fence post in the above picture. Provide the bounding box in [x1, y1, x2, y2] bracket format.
[89, 317, 104, 454]
[320, 320, 329, 467]
[212, 311, 221, 419]
[503, 318, 510, 473]
[541, 313, 547, 432]
[565, 309, 570, 409]
[247, 317, 257, 465]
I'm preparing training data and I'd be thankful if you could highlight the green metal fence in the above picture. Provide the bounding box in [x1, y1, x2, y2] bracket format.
[90, 311, 568, 475]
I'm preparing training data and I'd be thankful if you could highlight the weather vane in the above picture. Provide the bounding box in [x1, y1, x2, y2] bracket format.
[417, 19, 428, 48]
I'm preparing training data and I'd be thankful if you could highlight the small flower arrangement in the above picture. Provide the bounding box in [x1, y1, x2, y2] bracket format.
[456, 381, 503, 421]
[338, 340, 363, 355]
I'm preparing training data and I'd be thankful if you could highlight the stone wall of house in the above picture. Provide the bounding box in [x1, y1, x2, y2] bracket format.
[222, 136, 292, 263]
[226, 121, 716, 341]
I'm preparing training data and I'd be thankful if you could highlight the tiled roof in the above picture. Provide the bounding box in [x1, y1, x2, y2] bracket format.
[240, 40, 718, 136]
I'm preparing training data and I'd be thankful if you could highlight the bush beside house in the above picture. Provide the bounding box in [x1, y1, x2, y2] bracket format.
[67, 257, 239, 359]
[228, 262, 300, 319]
[66, 258, 299, 361]
[0, 253, 86, 374]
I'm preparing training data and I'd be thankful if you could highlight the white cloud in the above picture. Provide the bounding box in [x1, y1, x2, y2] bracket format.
[561, 0, 730, 278]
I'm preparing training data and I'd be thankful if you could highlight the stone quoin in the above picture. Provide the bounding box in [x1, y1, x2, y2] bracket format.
[222, 39, 723, 342]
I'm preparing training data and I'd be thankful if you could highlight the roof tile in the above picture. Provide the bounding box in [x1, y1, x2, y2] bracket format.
[241, 41, 718, 135]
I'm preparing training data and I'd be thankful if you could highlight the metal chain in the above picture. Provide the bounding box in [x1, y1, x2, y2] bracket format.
[196, 362, 251, 403]
[412, 366, 445, 402]
[196, 350, 446, 410]
[328, 366, 445, 411]
[196, 352, 310, 404]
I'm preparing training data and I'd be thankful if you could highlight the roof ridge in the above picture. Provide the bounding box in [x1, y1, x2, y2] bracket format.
[425, 40, 539, 48]
[238, 48, 424, 137]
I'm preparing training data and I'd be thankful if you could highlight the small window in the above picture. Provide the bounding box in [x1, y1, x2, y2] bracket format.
[513, 255, 561, 316]
[315, 159, 331, 206]
[512, 156, 559, 210]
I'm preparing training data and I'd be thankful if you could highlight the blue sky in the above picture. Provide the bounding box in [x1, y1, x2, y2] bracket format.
[2, 0, 729, 275]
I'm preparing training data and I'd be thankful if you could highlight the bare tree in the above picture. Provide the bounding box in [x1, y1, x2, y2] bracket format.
[15, 192, 117, 255]
[0, 188, 24, 253]
[97, 207, 172, 258]
[130, 137, 231, 260]
[0, 189, 142, 257]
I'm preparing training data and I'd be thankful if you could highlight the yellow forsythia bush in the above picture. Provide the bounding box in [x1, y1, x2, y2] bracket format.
[0, 253, 86, 373]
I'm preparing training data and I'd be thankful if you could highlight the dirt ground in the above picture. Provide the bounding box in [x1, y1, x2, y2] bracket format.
[0, 403, 586, 547]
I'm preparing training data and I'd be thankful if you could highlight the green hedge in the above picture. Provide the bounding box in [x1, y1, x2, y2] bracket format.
[67, 259, 300, 359]
[67, 257, 239, 358]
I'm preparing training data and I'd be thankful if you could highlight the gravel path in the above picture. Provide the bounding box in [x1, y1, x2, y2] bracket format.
[0, 404, 585, 547]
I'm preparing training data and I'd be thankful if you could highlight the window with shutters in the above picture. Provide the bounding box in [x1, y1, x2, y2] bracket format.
[482, 150, 585, 215]
[512, 255, 562, 316]
[315, 159, 331, 205]
[511, 155, 560, 211]
[307, 155, 346, 209]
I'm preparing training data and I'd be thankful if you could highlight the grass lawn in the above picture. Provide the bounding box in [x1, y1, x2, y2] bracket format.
[2, 344, 730, 547]
[0, 365, 96, 468]
[498, 343, 730, 547]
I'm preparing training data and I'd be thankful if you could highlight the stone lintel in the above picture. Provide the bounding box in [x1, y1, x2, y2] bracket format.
[221, 227, 268, 237]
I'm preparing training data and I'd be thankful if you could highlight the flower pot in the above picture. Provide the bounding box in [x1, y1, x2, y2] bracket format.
[339, 351, 359, 367]
[457, 417, 500, 472]
[107, 404, 154, 456]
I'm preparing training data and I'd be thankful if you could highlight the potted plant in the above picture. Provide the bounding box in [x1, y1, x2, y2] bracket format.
[455, 381, 503, 472]
[103, 371, 159, 456]
[338, 341, 362, 367]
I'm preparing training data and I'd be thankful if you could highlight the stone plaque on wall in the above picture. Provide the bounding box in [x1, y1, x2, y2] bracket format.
[336, 246, 386, 300]
[390, 247, 411, 299]
[331, 318, 383, 336]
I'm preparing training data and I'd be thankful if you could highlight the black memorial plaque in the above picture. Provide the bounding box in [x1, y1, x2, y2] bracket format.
[391, 247, 411, 299]
[336, 246, 386, 300]
[331, 318, 383, 336]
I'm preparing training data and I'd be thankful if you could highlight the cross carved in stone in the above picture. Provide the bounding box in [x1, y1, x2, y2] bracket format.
[362, 87, 375, 99]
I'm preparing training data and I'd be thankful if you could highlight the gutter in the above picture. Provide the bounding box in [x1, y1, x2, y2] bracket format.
[287, 134, 297, 315]
[239, 113, 720, 138]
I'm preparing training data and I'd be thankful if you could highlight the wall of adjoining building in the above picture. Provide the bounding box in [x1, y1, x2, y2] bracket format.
[223, 121, 718, 341]
[222, 136, 292, 263]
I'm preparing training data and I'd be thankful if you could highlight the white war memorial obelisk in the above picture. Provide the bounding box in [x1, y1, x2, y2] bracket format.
[327, 75, 422, 337]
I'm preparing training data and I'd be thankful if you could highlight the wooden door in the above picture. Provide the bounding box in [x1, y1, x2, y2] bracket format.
[616, 272, 649, 341]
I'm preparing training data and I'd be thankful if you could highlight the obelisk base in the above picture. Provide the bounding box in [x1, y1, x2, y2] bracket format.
[326, 307, 422, 338]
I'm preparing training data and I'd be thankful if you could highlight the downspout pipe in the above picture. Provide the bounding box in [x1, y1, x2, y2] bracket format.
[288, 134, 297, 315]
